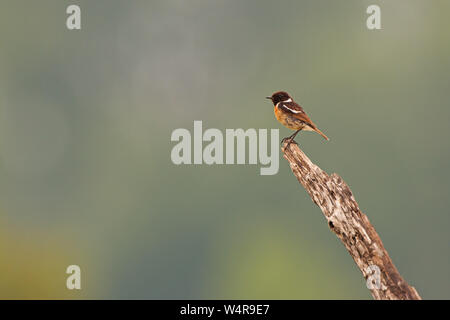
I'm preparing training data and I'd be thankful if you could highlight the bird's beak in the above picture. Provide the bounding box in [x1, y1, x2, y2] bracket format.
[265, 96, 272, 100]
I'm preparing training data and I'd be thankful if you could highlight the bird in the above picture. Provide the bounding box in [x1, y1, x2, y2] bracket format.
[266, 91, 329, 148]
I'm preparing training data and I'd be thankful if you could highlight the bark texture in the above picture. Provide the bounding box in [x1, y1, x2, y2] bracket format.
[282, 142, 421, 300]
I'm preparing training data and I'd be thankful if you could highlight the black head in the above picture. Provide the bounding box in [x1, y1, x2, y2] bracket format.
[266, 91, 291, 105]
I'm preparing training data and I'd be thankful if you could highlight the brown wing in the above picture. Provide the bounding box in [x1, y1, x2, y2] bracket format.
[278, 101, 315, 128]
[279, 101, 329, 140]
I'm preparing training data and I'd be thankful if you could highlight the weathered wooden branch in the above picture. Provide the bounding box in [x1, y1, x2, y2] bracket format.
[282, 142, 421, 300]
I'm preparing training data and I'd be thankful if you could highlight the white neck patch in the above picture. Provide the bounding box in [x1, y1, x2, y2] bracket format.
[283, 98, 292, 103]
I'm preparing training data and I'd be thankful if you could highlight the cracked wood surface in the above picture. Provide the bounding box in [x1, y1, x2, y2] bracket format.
[282, 142, 421, 300]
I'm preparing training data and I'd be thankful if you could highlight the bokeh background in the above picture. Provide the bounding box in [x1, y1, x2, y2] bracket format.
[0, 0, 449, 299]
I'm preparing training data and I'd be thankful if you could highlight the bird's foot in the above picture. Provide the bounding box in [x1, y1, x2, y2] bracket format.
[281, 137, 297, 150]
[281, 137, 290, 144]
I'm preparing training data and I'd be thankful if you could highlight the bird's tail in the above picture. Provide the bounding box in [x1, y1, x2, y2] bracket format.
[314, 127, 329, 141]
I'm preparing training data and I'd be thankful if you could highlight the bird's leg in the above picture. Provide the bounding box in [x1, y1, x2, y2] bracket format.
[281, 130, 297, 144]
[283, 129, 301, 149]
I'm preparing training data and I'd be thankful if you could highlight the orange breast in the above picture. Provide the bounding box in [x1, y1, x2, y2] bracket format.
[274, 106, 305, 130]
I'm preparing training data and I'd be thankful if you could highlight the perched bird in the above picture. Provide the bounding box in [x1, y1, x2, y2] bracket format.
[266, 91, 329, 147]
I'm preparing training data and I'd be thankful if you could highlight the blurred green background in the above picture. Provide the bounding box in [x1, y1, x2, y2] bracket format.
[0, 0, 449, 299]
